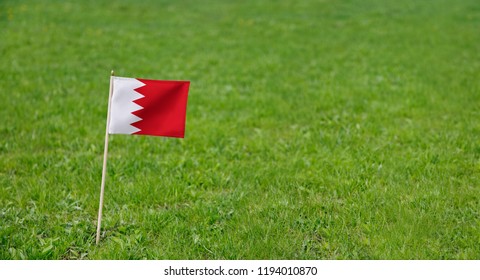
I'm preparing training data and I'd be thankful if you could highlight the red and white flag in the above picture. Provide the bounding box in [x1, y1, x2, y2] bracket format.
[108, 76, 190, 138]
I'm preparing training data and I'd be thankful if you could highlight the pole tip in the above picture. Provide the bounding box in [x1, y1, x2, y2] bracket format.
[111, 70, 115, 76]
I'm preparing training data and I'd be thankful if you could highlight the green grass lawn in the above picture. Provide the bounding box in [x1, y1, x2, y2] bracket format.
[1, 0, 479, 259]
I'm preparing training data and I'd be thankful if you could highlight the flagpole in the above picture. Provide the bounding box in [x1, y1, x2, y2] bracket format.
[96, 70, 115, 245]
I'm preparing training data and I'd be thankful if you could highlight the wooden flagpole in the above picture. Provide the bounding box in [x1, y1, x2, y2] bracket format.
[96, 70, 115, 245]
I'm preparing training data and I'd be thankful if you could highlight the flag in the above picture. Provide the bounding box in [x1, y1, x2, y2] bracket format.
[108, 76, 190, 138]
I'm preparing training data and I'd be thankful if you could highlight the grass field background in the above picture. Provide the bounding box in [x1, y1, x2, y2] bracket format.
[1, 0, 479, 259]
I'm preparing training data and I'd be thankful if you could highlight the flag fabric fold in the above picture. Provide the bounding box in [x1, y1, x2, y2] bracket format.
[108, 76, 190, 138]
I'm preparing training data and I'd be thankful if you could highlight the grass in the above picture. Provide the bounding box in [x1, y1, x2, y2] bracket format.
[0, 0, 479, 259]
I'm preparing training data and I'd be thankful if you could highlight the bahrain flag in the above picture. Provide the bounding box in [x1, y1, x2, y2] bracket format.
[108, 76, 190, 138]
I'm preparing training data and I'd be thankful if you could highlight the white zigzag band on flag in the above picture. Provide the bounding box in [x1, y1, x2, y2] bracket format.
[108, 77, 145, 135]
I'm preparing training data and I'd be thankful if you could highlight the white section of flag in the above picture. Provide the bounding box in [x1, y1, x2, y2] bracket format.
[108, 77, 145, 135]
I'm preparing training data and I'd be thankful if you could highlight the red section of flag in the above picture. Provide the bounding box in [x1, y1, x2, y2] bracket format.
[131, 79, 190, 138]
